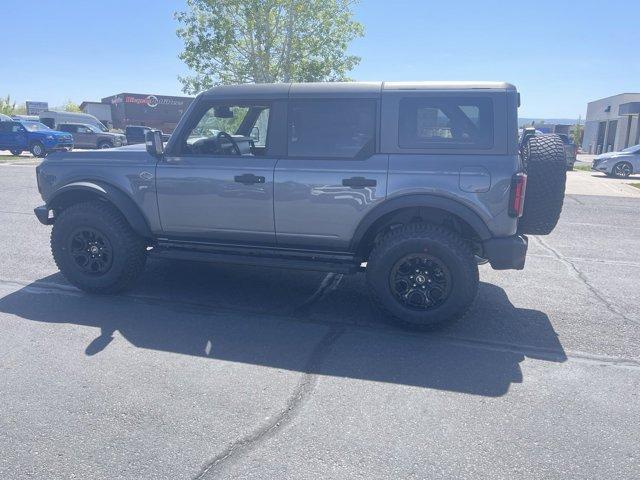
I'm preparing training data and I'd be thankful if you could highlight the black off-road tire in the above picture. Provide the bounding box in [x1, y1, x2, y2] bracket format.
[518, 134, 567, 235]
[366, 223, 479, 329]
[51, 201, 147, 294]
[30, 141, 46, 158]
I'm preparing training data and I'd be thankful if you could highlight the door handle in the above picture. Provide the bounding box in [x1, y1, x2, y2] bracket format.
[342, 176, 377, 189]
[234, 173, 265, 185]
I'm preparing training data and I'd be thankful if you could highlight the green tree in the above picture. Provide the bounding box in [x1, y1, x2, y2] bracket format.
[61, 100, 81, 112]
[572, 116, 583, 146]
[175, 0, 364, 93]
[0, 95, 16, 115]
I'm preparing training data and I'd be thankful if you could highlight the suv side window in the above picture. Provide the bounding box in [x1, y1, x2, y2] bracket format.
[77, 126, 92, 134]
[287, 99, 376, 159]
[177, 103, 271, 157]
[398, 97, 493, 149]
[59, 125, 77, 133]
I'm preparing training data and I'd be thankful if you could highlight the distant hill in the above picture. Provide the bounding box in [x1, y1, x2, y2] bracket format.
[519, 118, 578, 127]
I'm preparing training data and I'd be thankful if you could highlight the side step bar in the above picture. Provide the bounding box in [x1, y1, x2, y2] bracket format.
[151, 241, 362, 274]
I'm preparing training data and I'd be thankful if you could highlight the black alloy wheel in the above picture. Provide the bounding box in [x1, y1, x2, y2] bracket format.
[68, 227, 113, 275]
[390, 254, 451, 310]
[612, 162, 632, 178]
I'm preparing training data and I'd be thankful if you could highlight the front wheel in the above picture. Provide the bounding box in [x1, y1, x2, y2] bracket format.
[30, 142, 46, 158]
[9, 149, 22, 156]
[612, 161, 632, 178]
[366, 223, 479, 329]
[51, 201, 147, 294]
[98, 141, 113, 149]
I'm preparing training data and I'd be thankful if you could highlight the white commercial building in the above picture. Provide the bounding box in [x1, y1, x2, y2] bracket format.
[582, 93, 640, 154]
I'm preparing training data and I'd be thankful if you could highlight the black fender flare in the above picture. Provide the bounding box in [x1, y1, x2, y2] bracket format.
[350, 194, 492, 251]
[47, 181, 153, 239]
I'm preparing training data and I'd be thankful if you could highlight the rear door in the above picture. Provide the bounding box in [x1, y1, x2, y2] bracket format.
[274, 95, 387, 251]
[0, 122, 27, 149]
[58, 124, 80, 146]
[0, 122, 13, 148]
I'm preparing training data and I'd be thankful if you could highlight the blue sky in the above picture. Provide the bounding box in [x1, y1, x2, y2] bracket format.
[4, 0, 638, 118]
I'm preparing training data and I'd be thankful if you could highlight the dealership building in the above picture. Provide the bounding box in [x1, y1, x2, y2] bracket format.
[582, 93, 640, 154]
[81, 93, 193, 133]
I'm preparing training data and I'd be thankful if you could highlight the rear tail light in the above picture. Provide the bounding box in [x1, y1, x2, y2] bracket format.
[509, 172, 527, 217]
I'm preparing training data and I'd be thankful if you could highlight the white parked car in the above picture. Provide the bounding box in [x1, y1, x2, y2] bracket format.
[592, 145, 640, 178]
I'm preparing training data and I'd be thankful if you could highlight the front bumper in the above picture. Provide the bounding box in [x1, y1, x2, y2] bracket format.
[591, 159, 610, 173]
[482, 235, 528, 270]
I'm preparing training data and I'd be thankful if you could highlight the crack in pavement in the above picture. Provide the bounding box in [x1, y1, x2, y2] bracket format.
[534, 236, 638, 326]
[527, 253, 640, 268]
[193, 326, 345, 479]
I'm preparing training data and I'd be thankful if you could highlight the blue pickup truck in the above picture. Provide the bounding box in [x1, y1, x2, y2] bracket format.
[0, 120, 74, 157]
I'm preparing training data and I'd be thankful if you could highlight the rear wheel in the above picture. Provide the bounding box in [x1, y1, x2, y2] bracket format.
[518, 134, 567, 235]
[30, 142, 46, 158]
[366, 223, 479, 329]
[612, 161, 632, 178]
[51, 201, 147, 293]
[9, 149, 22, 156]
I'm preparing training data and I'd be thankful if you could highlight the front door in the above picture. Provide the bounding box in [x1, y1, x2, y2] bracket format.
[156, 101, 278, 246]
[75, 125, 94, 148]
[274, 98, 388, 251]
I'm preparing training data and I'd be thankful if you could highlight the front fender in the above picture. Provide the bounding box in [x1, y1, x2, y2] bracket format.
[46, 181, 153, 239]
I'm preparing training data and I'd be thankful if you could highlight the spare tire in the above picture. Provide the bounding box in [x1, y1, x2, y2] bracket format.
[518, 134, 566, 235]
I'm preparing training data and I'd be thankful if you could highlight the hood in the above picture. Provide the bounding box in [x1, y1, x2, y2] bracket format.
[595, 152, 621, 160]
[42, 142, 152, 164]
[31, 129, 70, 138]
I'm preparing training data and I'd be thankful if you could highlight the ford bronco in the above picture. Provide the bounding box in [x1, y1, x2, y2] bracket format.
[34, 82, 566, 328]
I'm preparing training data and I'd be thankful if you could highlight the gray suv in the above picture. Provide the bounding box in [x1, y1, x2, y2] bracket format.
[34, 82, 567, 328]
[57, 123, 126, 149]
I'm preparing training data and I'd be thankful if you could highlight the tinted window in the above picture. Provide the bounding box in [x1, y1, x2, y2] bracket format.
[59, 125, 76, 133]
[288, 100, 376, 158]
[398, 97, 493, 149]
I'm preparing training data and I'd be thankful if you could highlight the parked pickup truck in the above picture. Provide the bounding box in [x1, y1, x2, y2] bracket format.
[57, 123, 126, 149]
[34, 82, 567, 328]
[0, 120, 73, 157]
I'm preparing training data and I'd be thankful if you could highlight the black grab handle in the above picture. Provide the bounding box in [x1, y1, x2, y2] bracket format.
[342, 176, 377, 189]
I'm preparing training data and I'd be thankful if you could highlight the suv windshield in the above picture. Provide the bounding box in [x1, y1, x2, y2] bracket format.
[23, 122, 51, 132]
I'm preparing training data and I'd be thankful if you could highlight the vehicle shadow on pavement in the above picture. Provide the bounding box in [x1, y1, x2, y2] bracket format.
[0, 262, 567, 397]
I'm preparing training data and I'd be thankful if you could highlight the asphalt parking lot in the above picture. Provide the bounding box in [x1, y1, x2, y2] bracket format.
[0, 164, 639, 479]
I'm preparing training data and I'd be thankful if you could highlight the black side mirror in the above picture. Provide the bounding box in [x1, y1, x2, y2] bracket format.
[145, 129, 164, 156]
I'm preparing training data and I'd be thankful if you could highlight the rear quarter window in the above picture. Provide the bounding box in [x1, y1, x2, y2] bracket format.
[398, 97, 494, 149]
